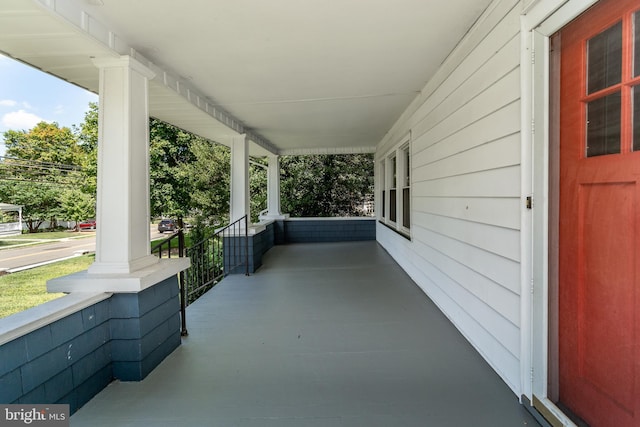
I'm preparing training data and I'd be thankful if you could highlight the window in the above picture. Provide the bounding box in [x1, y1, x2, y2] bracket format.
[582, 12, 640, 157]
[634, 11, 640, 150]
[380, 160, 386, 220]
[389, 155, 397, 223]
[402, 146, 410, 229]
[378, 137, 411, 238]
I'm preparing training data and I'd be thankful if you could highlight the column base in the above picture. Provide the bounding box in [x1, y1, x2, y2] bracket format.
[259, 213, 290, 221]
[87, 254, 160, 276]
[47, 258, 190, 294]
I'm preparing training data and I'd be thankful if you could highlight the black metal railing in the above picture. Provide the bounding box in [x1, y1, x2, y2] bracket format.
[151, 215, 249, 337]
[187, 215, 249, 300]
[151, 229, 187, 335]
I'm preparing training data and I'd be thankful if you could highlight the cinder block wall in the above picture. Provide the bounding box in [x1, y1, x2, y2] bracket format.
[0, 299, 112, 413]
[110, 277, 181, 381]
[0, 276, 181, 414]
[282, 219, 376, 243]
[226, 219, 376, 275]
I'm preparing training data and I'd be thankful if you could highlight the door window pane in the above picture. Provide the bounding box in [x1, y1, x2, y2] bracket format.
[588, 21, 622, 94]
[634, 86, 640, 151]
[587, 91, 621, 157]
[635, 12, 640, 77]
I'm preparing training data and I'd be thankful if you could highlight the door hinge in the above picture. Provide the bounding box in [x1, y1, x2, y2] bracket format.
[526, 196, 533, 209]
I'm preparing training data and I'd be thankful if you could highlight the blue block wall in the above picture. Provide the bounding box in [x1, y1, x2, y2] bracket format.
[273, 220, 285, 245]
[0, 276, 182, 414]
[109, 276, 181, 381]
[0, 300, 112, 414]
[225, 219, 375, 274]
[224, 222, 276, 274]
[282, 219, 376, 243]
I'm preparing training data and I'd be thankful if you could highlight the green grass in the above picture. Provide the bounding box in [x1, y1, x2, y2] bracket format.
[0, 231, 93, 241]
[0, 240, 26, 248]
[0, 254, 95, 319]
[151, 233, 195, 250]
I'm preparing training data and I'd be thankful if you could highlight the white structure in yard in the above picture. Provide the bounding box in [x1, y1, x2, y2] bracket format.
[0, 203, 22, 236]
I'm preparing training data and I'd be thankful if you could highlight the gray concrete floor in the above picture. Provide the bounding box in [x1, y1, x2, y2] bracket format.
[71, 241, 540, 426]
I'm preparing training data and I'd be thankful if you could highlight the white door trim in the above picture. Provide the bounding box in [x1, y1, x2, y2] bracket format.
[520, 0, 598, 424]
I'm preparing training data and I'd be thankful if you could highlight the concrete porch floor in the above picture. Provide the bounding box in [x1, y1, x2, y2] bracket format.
[71, 241, 540, 426]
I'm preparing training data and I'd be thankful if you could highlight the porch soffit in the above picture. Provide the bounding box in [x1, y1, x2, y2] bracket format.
[0, 0, 494, 156]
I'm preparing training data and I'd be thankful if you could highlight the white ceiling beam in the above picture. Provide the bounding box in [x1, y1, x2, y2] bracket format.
[280, 146, 376, 156]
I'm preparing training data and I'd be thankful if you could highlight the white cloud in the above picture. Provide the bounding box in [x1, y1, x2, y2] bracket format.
[22, 101, 34, 110]
[54, 104, 65, 115]
[0, 99, 17, 107]
[1, 110, 48, 130]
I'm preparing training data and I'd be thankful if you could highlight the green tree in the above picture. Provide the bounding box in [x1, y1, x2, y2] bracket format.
[75, 102, 98, 195]
[186, 139, 230, 226]
[149, 119, 194, 222]
[0, 118, 97, 232]
[4, 122, 83, 166]
[280, 154, 374, 217]
[59, 189, 95, 231]
[250, 160, 267, 223]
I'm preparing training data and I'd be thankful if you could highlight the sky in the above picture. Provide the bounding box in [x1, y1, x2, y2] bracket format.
[0, 54, 98, 156]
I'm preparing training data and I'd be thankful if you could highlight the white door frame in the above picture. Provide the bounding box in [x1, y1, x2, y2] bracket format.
[520, 0, 598, 424]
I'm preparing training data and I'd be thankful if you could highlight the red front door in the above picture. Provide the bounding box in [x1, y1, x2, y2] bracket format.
[559, 0, 640, 425]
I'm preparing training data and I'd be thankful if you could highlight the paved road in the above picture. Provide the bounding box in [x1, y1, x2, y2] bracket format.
[0, 227, 168, 271]
[0, 235, 96, 271]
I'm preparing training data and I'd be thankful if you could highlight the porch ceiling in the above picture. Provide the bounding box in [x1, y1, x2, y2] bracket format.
[0, 0, 493, 156]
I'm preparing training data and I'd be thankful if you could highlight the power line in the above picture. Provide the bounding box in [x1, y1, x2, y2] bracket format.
[0, 156, 83, 172]
[0, 176, 83, 187]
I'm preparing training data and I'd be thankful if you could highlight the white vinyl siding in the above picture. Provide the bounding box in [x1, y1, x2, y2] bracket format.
[376, 0, 524, 394]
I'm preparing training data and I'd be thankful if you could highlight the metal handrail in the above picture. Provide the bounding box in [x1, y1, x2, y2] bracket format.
[151, 215, 249, 337]
[186, 215, 248, 302]
[151, 229, 187, 335]
[151, 229, 184, 259]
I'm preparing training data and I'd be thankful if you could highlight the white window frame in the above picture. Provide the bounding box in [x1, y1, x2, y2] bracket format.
[400, 143, 411, 233]
[387, 153, 397, 225]
[378, 133, 411, 238]
[379, 160, 386, 221]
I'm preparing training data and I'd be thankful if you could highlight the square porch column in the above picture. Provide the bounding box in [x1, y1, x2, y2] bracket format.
[89, 55, 158, 275]
[48, 55, 190, 381]
[230, 134, 250, 223]
[260, 154, 288, 220]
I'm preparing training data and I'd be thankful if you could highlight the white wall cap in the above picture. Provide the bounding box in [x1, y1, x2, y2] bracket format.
[47, 258, 190, 294]
[0, 292, 111, 346]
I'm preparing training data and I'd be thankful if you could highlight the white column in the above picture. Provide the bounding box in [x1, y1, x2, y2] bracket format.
[261, 154, 288, 220]
[230, 134, 250, 223]
[88, 55, 158, 275]
[267, 154, 281, 216]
